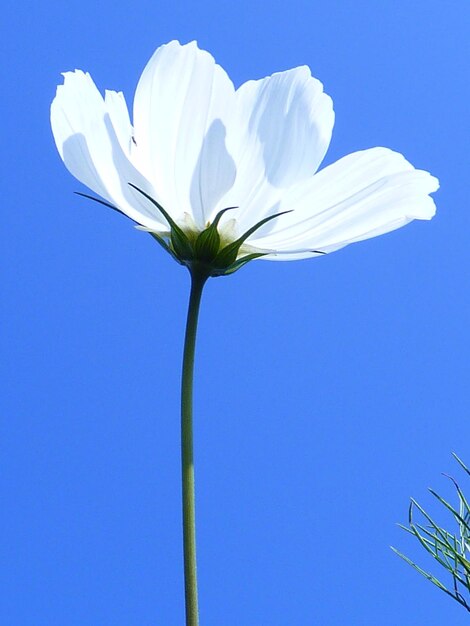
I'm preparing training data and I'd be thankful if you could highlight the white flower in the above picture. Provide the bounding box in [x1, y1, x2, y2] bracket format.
[51, 40, 438, 273]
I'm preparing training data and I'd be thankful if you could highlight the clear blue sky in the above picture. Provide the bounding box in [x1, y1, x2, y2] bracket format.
[2, 1, 469, 624]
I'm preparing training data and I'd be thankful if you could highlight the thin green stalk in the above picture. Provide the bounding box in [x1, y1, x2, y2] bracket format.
[181, 266, 208, 626]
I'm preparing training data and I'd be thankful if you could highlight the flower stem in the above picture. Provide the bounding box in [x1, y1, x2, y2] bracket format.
[181, 266, 208, 626]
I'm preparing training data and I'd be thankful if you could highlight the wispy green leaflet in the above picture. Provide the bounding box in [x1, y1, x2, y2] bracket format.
[393, 454, 470, 612]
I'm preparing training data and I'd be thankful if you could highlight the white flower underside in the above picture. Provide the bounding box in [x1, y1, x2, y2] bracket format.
[51, 40, 439, 261]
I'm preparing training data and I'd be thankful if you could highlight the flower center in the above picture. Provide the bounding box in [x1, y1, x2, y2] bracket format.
[128, 184, 291, 277]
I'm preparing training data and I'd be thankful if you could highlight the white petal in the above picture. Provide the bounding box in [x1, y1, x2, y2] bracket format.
[104, 90, 133, 155]
[249, 147, 438, 258]
[133, 40, 236, 227]
[220, 66, 334, 231]
[51, 71, 167, 230]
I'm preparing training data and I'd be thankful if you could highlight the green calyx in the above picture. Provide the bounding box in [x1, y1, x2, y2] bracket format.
[129, 184, 292, 278]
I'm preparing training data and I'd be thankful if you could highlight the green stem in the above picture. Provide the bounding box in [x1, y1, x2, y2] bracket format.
[181, 266, 208, 626]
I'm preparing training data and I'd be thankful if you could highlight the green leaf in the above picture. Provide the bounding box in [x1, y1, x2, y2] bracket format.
[429, 489, 470, 531]
[453, 453, 470, 477]
[443, 472, 470, 519]
[395, 455, 470, 612]
[391, 547, 458, 599]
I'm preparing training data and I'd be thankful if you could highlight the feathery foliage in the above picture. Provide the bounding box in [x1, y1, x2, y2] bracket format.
[393, 454, 470, 612]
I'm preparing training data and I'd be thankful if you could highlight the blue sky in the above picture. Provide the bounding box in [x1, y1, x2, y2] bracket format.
[2, 1, 470, 624]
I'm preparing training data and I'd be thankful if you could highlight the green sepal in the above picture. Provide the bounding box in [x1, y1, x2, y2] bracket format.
[194, 207, 238, 262]
[150, 232, 182, 264]
[212, 210, 292, 269]
[128, 183, 194, 260]
[128, 183, 181, 234]
[211, 206, 238, 228]
[222, 252, 268, 275]
[194, 227, 220, 261]
[170, 228, 194, 260]
[74, 192, 132, 220]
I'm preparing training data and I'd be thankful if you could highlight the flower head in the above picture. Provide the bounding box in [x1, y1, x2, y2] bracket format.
[51, 40, 438, 276]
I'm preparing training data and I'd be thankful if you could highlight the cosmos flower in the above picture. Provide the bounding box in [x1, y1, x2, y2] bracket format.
[51, 40, 438, 275]
[50, 42, 440, 624]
